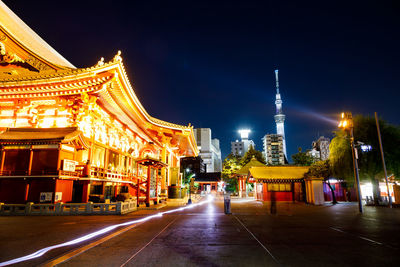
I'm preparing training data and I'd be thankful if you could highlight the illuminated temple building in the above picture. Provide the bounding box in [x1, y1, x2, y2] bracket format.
[0, 2, 198, 205]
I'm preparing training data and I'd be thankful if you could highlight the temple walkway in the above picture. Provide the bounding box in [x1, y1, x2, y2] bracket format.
[1, 198, 400, 266]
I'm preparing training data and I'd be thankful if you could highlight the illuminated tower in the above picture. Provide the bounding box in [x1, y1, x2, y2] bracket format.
[274, 70, 287, 159]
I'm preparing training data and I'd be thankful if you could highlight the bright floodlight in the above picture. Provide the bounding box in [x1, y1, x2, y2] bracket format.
[238, 129, 251, 139]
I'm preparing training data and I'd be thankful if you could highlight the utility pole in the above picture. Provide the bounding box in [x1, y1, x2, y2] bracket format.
[374, 112, 392, 208]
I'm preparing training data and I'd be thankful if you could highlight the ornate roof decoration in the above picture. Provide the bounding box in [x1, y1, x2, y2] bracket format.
[0, 1, 75, 69]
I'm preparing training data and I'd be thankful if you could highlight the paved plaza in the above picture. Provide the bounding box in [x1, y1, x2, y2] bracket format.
[1, 198, 400, 266]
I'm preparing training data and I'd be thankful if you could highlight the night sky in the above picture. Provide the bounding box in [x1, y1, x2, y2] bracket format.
[4, 0, 400, 160]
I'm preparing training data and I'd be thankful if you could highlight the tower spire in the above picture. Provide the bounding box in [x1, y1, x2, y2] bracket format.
[273, 69, 287, 160]
[275, 69, 280, 94]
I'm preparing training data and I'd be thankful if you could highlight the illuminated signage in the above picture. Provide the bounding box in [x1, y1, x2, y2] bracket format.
[63, 159, 77, 172]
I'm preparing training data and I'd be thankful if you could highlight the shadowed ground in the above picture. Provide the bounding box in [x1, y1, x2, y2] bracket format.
[1, 198, 400, 266]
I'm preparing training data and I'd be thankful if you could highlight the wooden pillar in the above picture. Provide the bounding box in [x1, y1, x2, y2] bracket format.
[136, 162, 140, 207]
[24, 183, 30, 202]
[156, 168, 159, 203]
[57, 145, 62, 171]
[28, 146, 33, 176]
[161, 146, 167, 192]
[104, 148, 109, 171]
[146, 166, 151, 207]
[0, 149, 5, 173]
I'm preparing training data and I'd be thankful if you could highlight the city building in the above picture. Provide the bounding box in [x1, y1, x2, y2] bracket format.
[262, 134, 285, 165]
[0, 2, 198, 205]
[307, 136, 330, 161]
[231, 129, 255, 157]
[312, 136, 330, 161]
[273, 70, 287, 159]
[194, 128, 222, 172]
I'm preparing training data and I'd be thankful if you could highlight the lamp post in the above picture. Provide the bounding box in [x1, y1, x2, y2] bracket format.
[339, 112, 363, 213]
[188, 174, 195, 204]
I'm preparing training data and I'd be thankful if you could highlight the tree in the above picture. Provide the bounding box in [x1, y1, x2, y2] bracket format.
[291, 147, 314, 166]
[222, 153, 242, 192]
[240, 145, 266, 166]
[330, 115, 400, 204]
[307, 160, 336, 204]
[329, 130, 353, 186]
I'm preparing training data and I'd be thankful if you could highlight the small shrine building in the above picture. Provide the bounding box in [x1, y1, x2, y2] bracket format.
[0, 2, 198, 205]
[234, 157, 266, 197]
[249, 166, 310, 202]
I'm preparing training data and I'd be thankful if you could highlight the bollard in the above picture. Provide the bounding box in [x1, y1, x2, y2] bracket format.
[55, 202, 63, 214]
[224, 193, 231, 214]
[116, 201, 122, 214]
[85, 202, 93, 214]
[25, 202, 33, 215]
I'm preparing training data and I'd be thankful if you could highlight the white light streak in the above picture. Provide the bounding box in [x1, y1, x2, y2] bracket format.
[0, 198, 213, 266]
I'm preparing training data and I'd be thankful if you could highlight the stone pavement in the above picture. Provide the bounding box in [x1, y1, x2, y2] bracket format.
[1, 198, 400, 266]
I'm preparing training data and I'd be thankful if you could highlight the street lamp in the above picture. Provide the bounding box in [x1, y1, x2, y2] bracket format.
[187, 173, 195, 204]
[339, 112, 363, 213]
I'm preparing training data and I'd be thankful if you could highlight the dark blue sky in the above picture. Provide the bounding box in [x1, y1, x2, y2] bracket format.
[5, 0, 400, 160]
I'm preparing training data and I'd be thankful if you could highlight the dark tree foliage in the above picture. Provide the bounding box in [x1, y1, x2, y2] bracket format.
[330, 115, 400, 203]
[222, 153, 241, 192]
[240, 145, 266, 166]
[307, 160, 331, 179]
[353, 115, 400, 180]
[291, 147, 314, 166]
[329, 130, 353, 186]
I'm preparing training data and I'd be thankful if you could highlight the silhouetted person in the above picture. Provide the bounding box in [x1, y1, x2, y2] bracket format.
[270, 190, 277, 214]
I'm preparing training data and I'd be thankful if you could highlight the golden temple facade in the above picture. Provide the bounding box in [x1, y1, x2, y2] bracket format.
[0, 1, 198, 205]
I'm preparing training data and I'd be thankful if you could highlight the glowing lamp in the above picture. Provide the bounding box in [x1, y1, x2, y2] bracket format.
[238, 129, 251, 139]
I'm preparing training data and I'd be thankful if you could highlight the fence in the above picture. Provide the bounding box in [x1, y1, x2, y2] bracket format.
[0, 200, 137, 216]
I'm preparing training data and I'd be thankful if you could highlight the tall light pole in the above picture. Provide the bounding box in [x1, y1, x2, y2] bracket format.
[375, 112, 392, 208]
[339, 112, 363, 213]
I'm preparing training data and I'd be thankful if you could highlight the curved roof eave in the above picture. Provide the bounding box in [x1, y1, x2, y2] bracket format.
[0, 1, 75, 69]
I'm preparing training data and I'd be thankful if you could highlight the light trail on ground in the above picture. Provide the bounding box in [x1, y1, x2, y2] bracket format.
[0, 197, 213, 267]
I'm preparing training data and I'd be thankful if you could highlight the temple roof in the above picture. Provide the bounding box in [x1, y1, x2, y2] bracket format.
[0, 1, 75, 69]
[0, 127, 89, 148]
[235, 157, 267, 176]
[249, 166, 310, 180]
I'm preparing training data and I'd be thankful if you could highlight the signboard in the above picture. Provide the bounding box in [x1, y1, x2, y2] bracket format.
[55, 192, 62, 202]
[40, 192, 53, 202]
[63, 159, 77, 172]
